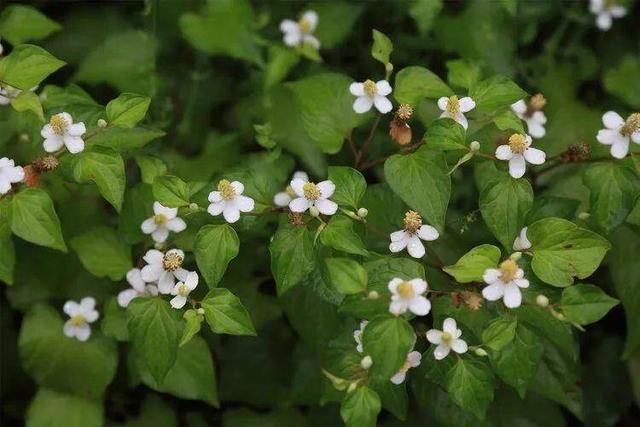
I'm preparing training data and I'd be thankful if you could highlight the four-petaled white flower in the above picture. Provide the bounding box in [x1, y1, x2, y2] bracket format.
[280, 10, 320, 49]
[288, 178, 338, 215]
[390, 351, 422, 384]
[41, 112, 87, 154]
[353, 320, 368, 353]
[141, 201, 187, 243]
[437, 95, 476, 129]
[170, 271, 199, 309]
[0, 157, 24, 195]
[496, 133, 546, 178]
[596, 111, 640, 159]
[512, 227, 531, 251]
[482, 259, 530, 308]
[426, 318, 468, 360]
[590, 0, 626, 31]
[141, 248, 191, 294]
[63, 297, 99, 342]
[511, 94, 547, 139]
[389, 210, 439, 259]
[274, 171, 309, 207]
[207, 179, 255, 223]
[117, 268, 159, 308]
[350, 79, 393, 114]
[388, 277, 430, 316]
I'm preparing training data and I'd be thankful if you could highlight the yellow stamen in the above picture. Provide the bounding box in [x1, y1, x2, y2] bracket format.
[154, 214, 168, 225]
[163, 251, 183, 271]
[49, 114, 68, 135]
[528, 93, 546, 111]
[396, 104, 414, 121]
[397, 281, 415, 299]
[363, 80, 377, 96]
[178, 283, 189, 297]
[403, 210, 422, 234]
[508, 133, 528, 154]
[499, 259, 519, 283]
[441, 331, 453, 344]
[303, 182, 321, 200]
[298, 17, 313, 33]
[217, 179, 236, 200]
[69, 315, 86, 327]
[447, 96, 460, 114]
[621, 113, 640, 137]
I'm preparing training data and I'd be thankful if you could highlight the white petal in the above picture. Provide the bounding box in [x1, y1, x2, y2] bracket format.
[151, 227, 169, 243]
[527, 121, 546, 139]
[482, 282, 505, 301]
[513, 227, 531, 251]
[74, 324, 92, 341]
[274, 192, 292, 207]
[503, 283, 523, 308]
[143, 249, 164, 265]
[376, 80, 392, 96]
[170, 295, 187, 309]
[0, 180, 10, 195]
[426, 329, 443, 345]
[508, 154, 527, 178]
[596, 12, 612, 30]
[603, 111, 624, 129]
[632, 132, 640, 144]
[437, 97, 449, 111]
[64, 136, 85, 154]
[80, 297, 96, 312]
[290, 178, 306, 197]
[118, 289, 139, 308]
[417, 225, 439, 241]
[389, 300, 408, 315]
[236, 195, 255, 212]
[140, 217, 157, 234]
[451, 339, 468, 354]
[442, 318, 458, 334]
[373, 95, 393, 114]
[63, 301, 81, 317]
[158, 272, 175, 294]
[280, 19, 298, 33]
[390, 229, 408, 242]
[166, 217, 186, 232]
[174, 268, 189, 282]
[301, 10, 318, 30]
[353, 96, 373, 114]
[207, 201, 225, 216]
[208, 191, 222, 203]
[349, 82, 364, 97]
[407, 351, 422, 367]
[389, 233, 409, 253]
[390, 371, 406, 385]
[410, 278, 428, 294]
[458, 97, 476, 113]
[597, 129, 621, 145]
[524, 147, 546, 165]
[434, 344, 451, 360]
[317, 180, 335, 198]
[409, 296, 430, 316]
[454, 112, 468, 130]
[43, 135, 64, 152]
[406, 235, 426, 258]
[222, 205, 241, 223]
[315, 199, 338, 215]
[185, 272, 199, 290]
[514, 278, 530, 289]
[231, 181, 244, 195]
[495, 145, 514, 160]
[283, 30, 302, 47]
[293, 171, 309, 181]
[154, 202, 177, 218]
[610, 5, 626, 17]
[483, 268, 501, 284]
[127, 268, 146, 292]
[289, 197, 311, 213]
[511, 100, 527, 115]
[611, 140, 630, 159]
[141, 263, 164, 283]
[67, 122, 86, 137]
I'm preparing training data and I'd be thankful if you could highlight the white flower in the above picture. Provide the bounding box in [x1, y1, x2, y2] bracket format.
[388, 277, 430, 316]
[63, 297, 99, 342]
[170, 271, 199, 309]
[389, 210, 439, 259]
[495, 133, 546, 178]
[437, 95, 475, 129]
[512, 227, 531, 251]
[141, 248, 191, 294]
[0, 84, 37, 106]
[511, 96, 547, 139]
[596, 112, 640, 159]
[117, 268, 159, 308]
[141, 201, 187, 243]
[207, 179, 255, 223]
[280, 10, 320, 49]
[353, 320, 368, 353]
[288, 178, 338, 215]
[274, 171, 309, 207]
[41, 112, 86, 154]
[482, 259, 530, 309]
[590, 0, 626, 31]
[0, 157, 25, 195]
[426, 318, 468, 360]
[349, 79, 393, 114]
[390, 351, 421, 384]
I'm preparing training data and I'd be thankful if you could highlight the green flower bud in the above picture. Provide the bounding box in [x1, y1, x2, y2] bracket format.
[536, 294, 549, 308]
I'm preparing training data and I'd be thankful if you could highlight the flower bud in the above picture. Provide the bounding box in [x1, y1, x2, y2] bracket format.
[154, 242, 164, 250]
[347, 382, 358, 393]
[360, 355, 373, 370]
[578, 212, 590, 220]
[357, 207, 368, 218]
[469, 140, 481, 152]
[474, 348, 488, 357]
[536, 294, 549, 308]
[367, 290, 379, 300]
[189, 202, 199, 211]
[385, 62, 394, 74]
[98, 119, 108, 128]
[19, 133, 29, 142]
[309, 206, 320, 217]
[509, 251, 522, 261]
[551, 310, 565, 321]
[196, 308, 205, 315]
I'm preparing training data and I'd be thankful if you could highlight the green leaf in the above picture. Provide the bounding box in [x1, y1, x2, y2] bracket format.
[127, 297, 181, 383]
[286, 73, 368, 154]
[179, 0, 262, 65]
[409, 0, 443, 35]
[561, 284, 619, 325]
[0, 5, 61, 45]
[19, 304, 117, 397]
[493, 109, 526, 133]
[106, 93, 151, 128]
[152, 175, 190, 208]
[90, 126, 165, 151]
[71, 148, 126, 211]
[604, 55, 640, 108]
[445, 358, 495, 419]
[394, 66, 452, 105]
[490, 323, 544, 397]
[469, 75, 527, 112]
[444, 244, 501, 283]
[384, 146, 451, 232]
[8, 187, 67, 252]
[446, 58, 482, 90]
[363, 315, 416, 380]
[70, 227, 131, 281]
[101, 298, 128, 342]
[314, 2, 364, 49]
[137, 336, 218, 406]
[270, 224, 316, 295]
[340, 386, 381, 427]
[320, 215, 368, 256]
[263, 45, 300, 89]
[482, 316, 517, 351]
[195, 224, 240, 288]
[118, 183, 154, 244]
[528, 218, 610, 287]
[328, 166, 367, 209]
[0, 44, 64, 90]
[201, 287, 256, 336]
[479, 171, 533, 249]
[135, 155, 168, 184]
[180, 309, 204, 347]
[325, 257, 368, 295]
[371, 29, 393, 65]
[26, 389, 103, 427]
[583, 162, 640, 234]
[423, 118, 467, 151]
[10, 90, 44, 120]
[0, 200, 15, 285]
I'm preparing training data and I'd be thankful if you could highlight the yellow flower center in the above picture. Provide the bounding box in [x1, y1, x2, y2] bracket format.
[621, 113, 640, 137]
[528, 93, 546, 111]
[363, 79, 377, 96]
[399, 359, 412, 373]
[218, 179, 236, 200]
[298, 17, 313, 33]
[303, 182, 321, 200]
[396, 104, 414, 121]
[499, 259, 519, 283]
[441, 331, 453, 344]
[447, 95, 460, 114]
[508, 134, 528, 154]
[49, 114, 68, 135]
[178, 283, 189, 297]
[154, 214, 168, 225]
[403, 210, 422, 234]
[397, 281, 415, 299]
[163, 251, 183, 271]
[69, 315, 86, 327]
